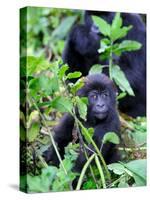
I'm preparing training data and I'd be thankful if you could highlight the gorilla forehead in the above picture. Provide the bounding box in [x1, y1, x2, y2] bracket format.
[83, 73, 114, 92]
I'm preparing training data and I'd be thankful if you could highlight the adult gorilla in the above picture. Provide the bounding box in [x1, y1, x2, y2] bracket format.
[44, 74, 121, 172]
[62, 11, 146, 117]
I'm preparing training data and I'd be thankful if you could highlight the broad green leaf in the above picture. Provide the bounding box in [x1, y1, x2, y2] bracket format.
[52, 16, 77, 39]
[108, 163, 125, 175]
[130, 130, 147, 146]
[76, 96, 87, 121]
[27, 123, 40, 142]
[124, 159, 147, 186]
[112, 65, 135, 96]
[114, 40, 142, 54]
[102, 132, 120, 144]
[66, 71, 82, 80]
[92, 16, 111, 37]
[51, 96, 73, 113]
[89, 64, 103, 75]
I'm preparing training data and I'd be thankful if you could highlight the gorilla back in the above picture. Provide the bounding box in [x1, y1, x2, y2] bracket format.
[62, 11, 146, 117]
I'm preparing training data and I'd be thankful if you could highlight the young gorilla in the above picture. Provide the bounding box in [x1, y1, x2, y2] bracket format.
[44, 74, 121, 172]
[63, 11, 146, 117]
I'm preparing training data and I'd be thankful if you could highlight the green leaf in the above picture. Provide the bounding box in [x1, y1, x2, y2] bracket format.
[92, 16, 111, 37]
[27, 166, 58, 192]
[27, 123, 40, 142]
[89, 64, 103, 75]
[25, 56, 50, 76]
[87, 128, 94, 139]
[114, 40, 142, 54]
[58, 64, 69, 79]
[102, 132, 120, 144]
[117, 92, 127, 100]
[108, 163, 125, 175]
[82, 179, 97, 189]
[70, 78, 84, 95]
[76, 96, 88, 121]
[27, 111, 40, 128]
[124, 159, 147, 186]
[111, 25, 132, 41]
[111, 13, 122, 32]
[81, 126, 94, 144]
[112, 65, 135, 96]
[98, 38, 111, 54]
[51, 96, 73, 113]
[66, 71, 82, 80]
[29, 75, 59, 96]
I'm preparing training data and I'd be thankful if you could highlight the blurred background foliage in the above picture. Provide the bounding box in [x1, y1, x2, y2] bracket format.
[20, 7, 83, 59]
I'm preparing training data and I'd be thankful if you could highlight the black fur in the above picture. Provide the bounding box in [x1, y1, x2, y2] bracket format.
[63, 11, 146, 117]
[44, 74, 121, 172]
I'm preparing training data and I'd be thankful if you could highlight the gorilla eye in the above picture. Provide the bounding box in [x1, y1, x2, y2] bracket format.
[101, 92, 109, 98]
[93, 94, 97, 99]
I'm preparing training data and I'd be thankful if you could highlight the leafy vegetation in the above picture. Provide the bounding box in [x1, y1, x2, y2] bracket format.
[20, 7, 146, 193]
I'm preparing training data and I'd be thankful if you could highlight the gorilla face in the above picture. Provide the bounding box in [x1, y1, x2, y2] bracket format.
[88, 89, 110, 120]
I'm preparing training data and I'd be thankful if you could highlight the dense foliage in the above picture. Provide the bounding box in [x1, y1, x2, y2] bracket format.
[20, 7, 146, 193]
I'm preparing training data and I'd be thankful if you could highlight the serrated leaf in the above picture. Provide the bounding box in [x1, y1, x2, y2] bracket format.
[89, 64, 103, 75]
[66, 71, 82, 80]
[102, 132, 120, 144]
[112, 65, 135, 96]
[51, 96, 73, 113]
[92, 16, 111, 37]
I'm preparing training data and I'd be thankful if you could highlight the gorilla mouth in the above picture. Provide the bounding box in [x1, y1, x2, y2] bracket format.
[94, 111, 108, 120]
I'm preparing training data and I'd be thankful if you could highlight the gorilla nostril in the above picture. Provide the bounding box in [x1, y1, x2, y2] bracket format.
[97, 104, 105, 109]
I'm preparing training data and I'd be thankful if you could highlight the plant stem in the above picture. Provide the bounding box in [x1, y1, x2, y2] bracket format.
[76, 154, 96, 190]
[109, 41, 113, 80]
[76, 118, 111, 181]
[95, 155, 106, 188]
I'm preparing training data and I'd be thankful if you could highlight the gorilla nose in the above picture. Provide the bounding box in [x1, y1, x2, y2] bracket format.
[96, 104, 106, 110]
